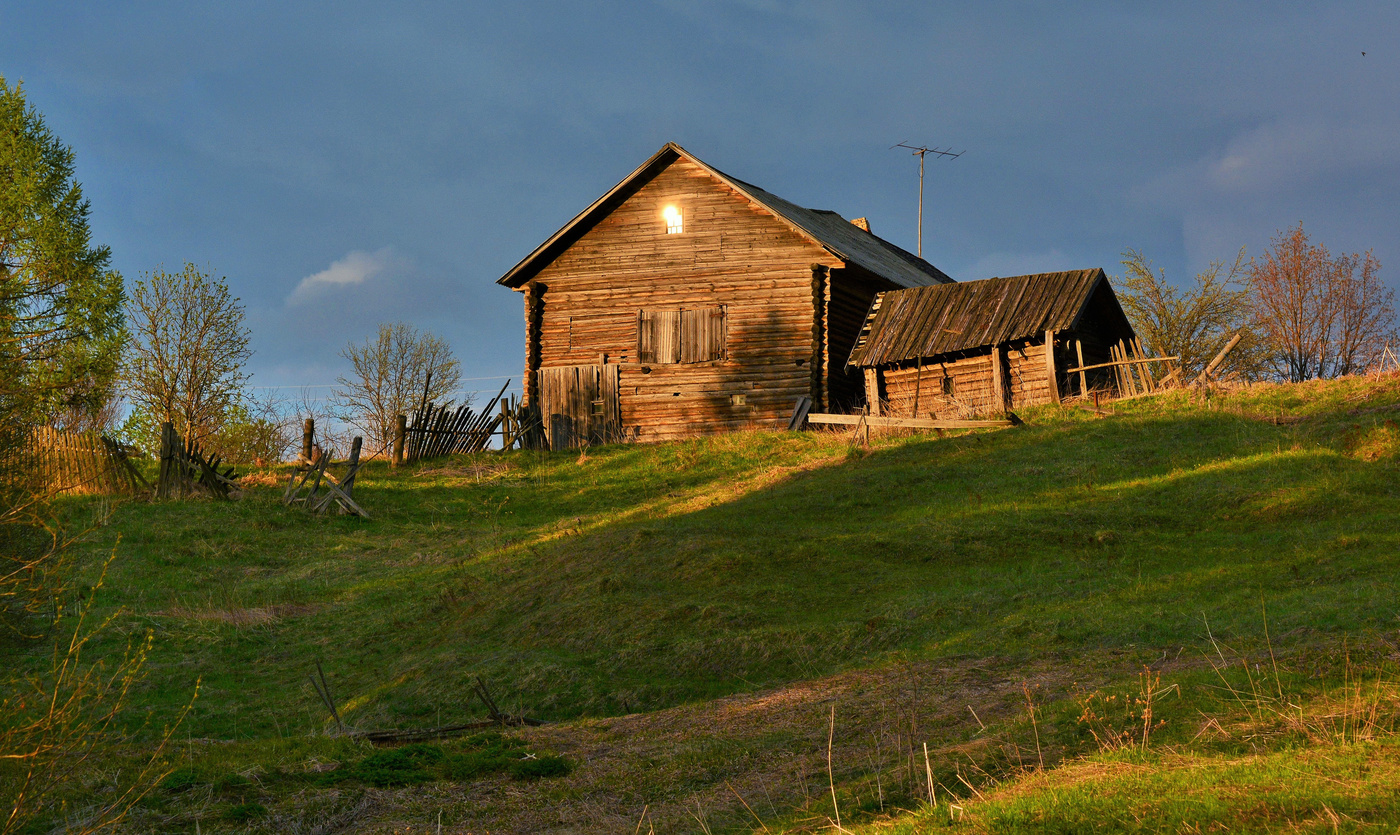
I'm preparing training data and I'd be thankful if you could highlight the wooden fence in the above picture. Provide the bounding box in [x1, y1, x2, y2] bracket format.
[397, 383, 546, 464]
[403, 381, 512, 463]
[26, 427, 148, 496]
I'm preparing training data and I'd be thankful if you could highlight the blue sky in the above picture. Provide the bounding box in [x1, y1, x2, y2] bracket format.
[8, 2, 1398, 402]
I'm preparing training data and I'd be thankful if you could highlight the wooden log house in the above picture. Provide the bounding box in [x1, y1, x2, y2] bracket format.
[498, 142, 952, 447]
[846, 269, 1138, 418]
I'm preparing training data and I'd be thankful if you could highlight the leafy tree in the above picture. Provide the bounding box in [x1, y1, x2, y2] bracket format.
[1248, 223, 1396, 382]
[1, 76, 176, 835]
[0, 76, 125, 429]
[333, 322, 461, 452]
[124, 263, 252, 448]
[1115, 249, 1264, 382]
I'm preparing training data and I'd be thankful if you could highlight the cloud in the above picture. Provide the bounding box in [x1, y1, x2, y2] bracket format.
[287, 248, 407, 305]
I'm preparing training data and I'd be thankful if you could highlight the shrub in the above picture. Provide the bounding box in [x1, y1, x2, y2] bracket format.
[160, 767, 202, 793]
[510, 755, 572, 780]
[223, 801, 267, 822]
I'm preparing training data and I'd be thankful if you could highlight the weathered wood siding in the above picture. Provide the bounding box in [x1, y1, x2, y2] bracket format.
[879, 339, 1056, 418]
[528, 157, 843, 442]
[825, 267, 884, 412]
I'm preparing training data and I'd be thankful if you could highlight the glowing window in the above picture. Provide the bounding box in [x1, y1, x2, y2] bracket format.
[662, 205, 683, 234]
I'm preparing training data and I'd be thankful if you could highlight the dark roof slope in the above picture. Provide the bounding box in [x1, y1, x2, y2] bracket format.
[497, 142, 952, 289]
[847, 269, 1130, 367]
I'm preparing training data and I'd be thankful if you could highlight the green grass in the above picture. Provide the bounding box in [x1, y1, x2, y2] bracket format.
[7, 374, 1400, 831]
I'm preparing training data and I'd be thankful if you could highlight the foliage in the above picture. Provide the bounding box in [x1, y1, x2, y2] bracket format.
[0, 80, 187, 835]
[316, 736, 565, 789]
[124, 262, 252, 446]
[332, 322, 461, 453]
[0, 76, 126, 429]
[1249, 223, 1397, 381]
[1115, 249, 1264, 382]
[1, 553, 189, 834]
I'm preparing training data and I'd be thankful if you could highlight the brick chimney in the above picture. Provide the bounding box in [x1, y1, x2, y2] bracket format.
[851, 217, 871, 233]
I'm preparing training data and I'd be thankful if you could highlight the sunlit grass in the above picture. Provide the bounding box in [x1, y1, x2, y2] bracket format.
[7, 373, 1400, 831]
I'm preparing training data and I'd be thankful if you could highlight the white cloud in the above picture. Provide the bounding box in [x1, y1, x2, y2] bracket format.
[287, 248, 406, 305]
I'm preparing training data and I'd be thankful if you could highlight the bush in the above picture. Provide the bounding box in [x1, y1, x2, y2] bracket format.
[160, 767, 202, 793]
[510, 754, 572, 780]
[223, 801, 267, 822]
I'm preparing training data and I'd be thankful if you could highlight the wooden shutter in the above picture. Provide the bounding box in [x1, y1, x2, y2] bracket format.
[680, 306, 726, 363]
[638, 309, 681, 363]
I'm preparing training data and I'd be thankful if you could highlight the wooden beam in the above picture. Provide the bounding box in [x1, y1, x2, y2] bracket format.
[1133, 338, 1156, 392]
[1075, 339, 1087, 397]
[1044, 330, 1060, 404]
[864, 367, 882, 416]
[806, 413, 1017, 429]
[1065, 355, 1181, 374]
[990, 344, 1006, 412]
[1195, 331, 1243, 386]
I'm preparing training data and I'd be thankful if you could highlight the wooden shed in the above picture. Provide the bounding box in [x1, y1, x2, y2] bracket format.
[498, 142, 952, 447]
[846, 269, 1138, 418]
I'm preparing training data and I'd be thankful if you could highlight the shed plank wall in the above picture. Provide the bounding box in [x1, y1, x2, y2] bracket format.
[529, 158, 842, 441]
[879, 340, 1055, 419]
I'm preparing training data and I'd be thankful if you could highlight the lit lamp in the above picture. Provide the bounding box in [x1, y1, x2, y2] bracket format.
[662, 205, 683, 234]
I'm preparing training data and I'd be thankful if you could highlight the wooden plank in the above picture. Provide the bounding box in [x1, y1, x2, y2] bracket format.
[990, 344, 1006, 413]
[806, 413, 1017, 429]
[1075, 339, 1087, 397]
[1064, 355, 1180, 374]
[864, 367, 882, 416]
[1044, 330, 1060, 404]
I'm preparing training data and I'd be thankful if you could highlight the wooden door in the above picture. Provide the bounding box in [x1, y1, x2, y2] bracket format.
[538, 364, 620, 450]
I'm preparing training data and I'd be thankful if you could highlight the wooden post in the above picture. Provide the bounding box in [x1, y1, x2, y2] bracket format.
[524, 282, 545, 413]
[990, 344, 1006, 413]
[302, 418, 315, 463]
[810, 265, 827, 412]
[1075, 339, 1087, 398]
[392, 415, 406, 467]
[1120, 341, 1140, 395]
[157, 422, 175, 499]
[1195, 331, 1243, 386]
[346, 436, 362, 490]
[1133, 338, 1156, 392]
[1043, 331, 1060, 404]
[864, 367, 882, 416]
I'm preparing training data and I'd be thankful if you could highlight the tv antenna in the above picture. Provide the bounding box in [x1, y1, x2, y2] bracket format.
[892, 142, 962, 258]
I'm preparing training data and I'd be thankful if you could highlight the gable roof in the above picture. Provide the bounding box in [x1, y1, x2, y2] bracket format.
[497, 142, 953, 289]
[847, 268, 1134, 367]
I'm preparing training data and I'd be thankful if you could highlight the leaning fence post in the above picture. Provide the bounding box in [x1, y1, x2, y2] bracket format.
[157, 422, 175, 499]
[302, 418, 315, 463]
[393, 415, 406, 467]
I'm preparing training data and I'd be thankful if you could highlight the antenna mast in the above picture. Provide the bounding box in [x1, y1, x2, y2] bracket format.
[892, 142, 962, 258]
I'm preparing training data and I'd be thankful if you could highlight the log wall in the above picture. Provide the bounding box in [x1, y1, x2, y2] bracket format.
[525, 157, 847, 442]
[878, 339, 1056, 419]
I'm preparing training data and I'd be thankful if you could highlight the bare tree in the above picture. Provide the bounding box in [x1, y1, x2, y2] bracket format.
[124, 263, 252, 446]
[1249, 223, 1397, 381]
[1117, 248, 1265, 382]
[332, 322, 462, 452]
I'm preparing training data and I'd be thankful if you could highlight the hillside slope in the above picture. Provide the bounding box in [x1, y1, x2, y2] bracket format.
[15, 374, 1400, 832]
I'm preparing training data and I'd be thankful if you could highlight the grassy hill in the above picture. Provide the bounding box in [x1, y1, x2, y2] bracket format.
[11, 374, 1400, 832]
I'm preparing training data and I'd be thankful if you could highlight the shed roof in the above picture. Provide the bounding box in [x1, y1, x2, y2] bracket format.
[497, 142, 952, 289]
[847, 269, 1130, 367]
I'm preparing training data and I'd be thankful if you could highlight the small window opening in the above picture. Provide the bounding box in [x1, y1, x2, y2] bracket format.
[730, 393, 747, 406]
[590, 399, 605, 417]
[941, 376, 955, 397]
[663, 205, 683, 234]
